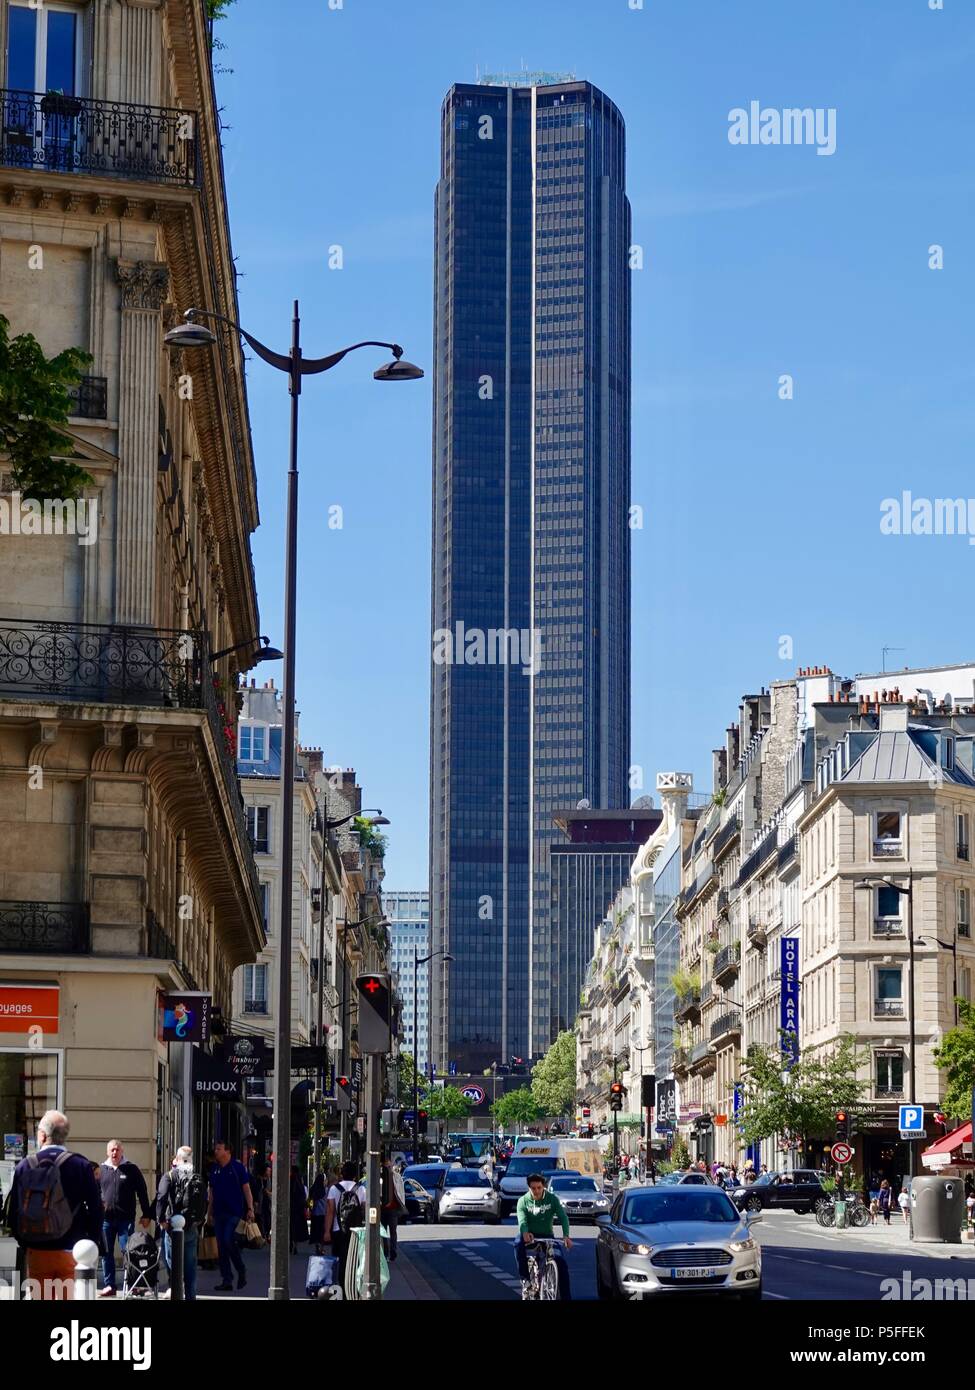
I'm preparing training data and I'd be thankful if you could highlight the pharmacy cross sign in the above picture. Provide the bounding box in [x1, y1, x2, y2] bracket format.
[363, 977, 380, 994]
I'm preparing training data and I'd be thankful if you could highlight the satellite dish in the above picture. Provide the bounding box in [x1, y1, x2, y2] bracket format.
[631, 795, 655, 810]
[576, 798, 591, 810]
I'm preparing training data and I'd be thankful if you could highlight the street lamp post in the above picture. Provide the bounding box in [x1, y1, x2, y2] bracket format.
[165, 304, 421, 1302]
[855, 870, 917, 1236]
[413, 949, 453, 1163]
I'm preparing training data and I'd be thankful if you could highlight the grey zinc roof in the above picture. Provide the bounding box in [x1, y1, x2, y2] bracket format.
[841, 730, 938, 784]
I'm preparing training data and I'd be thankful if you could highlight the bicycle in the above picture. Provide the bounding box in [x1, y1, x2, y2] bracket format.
[521, 1237, 562, 1301]
[815, 1195, 869, 1229]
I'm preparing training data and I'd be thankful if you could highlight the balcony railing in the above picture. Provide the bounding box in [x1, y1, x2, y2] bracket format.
[876, 1085, 905, 1097]
[958, 842, 970, 862]
[710, 1011, 742, 1044]
[672, 1046, 690, 1073]
[0, 900, 89, 953]
[874, 998, 905, 1017]
[714, 941, 741, 983]
[873, 838, 903, 859]
[777, 833, 798, 872]
[244, 999, 269, 1015]
[674, 991, 701, 1023]
[67, 375, 108, 420]
[737, 828, 779, 887]
[0, 89, 200, 186]
[145, 911, 199, 989]
[747, 919, 767, 948]
[711, 816, 741, 863]
[0, 618, 261, 920]
[873, 919, 904, 938]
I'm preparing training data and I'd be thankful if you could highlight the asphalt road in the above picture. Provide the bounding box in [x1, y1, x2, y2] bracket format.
[395, 1210, 975, 1302]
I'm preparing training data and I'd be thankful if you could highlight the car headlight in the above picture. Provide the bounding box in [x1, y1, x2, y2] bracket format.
[619, 1241, 651, 1256]
[595, 1198, 609, 1207]
[728, 1237, 756, 1253]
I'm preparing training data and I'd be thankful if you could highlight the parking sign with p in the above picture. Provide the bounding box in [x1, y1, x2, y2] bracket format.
[899, 1105, 924, 1138]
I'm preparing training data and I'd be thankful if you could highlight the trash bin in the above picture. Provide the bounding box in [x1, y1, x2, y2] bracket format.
[911, 1175, 963, 1243]
[834, 1199, 847, 1229]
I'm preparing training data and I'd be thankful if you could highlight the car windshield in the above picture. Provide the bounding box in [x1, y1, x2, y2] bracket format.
[623, 1191, 739, 1225]
[504, 1157, 559, 1177]
[445, 1171, 492, 1188]
[404, 1166, 446, 1184]
[748, 1174, 772, 1187]
[550, 1177, 599, 1193]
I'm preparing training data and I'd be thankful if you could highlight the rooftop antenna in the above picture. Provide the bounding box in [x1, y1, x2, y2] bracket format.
[882, 646, 906, 674]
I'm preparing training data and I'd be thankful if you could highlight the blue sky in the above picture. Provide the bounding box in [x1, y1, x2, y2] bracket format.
[218, 0, 973, 890]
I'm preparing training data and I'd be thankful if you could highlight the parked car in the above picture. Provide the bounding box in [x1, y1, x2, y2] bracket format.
[403, 1176, 436, 1223]
[595, 1184, 762, 1300]
[437, 1169, 502, 1223]
[403, 1163, 450, 1220]
[730, 1170, 828, 1215]
[548, 1173, 611, 1223]
[656, 1170, 717, 1187]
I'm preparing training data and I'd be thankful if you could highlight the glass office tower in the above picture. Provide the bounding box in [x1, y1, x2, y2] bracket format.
[429, 77, 631, 1073]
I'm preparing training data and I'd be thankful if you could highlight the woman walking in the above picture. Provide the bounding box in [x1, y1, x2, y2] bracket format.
[878, 1178, 893, 1225]
[289, 1165, 308, 1254]
[309, 1172, 328, 1250]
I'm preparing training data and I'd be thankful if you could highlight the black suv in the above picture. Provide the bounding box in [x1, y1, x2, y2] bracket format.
[730, 1170, 829, 1215]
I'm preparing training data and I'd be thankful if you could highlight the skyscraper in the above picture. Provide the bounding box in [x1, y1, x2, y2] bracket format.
[429, 76, 631, 1073]
[385, 890, 431, 1072]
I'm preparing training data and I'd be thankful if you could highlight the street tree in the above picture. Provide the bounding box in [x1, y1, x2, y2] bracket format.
[531, 1029, 577, 1119]
[491, 1087, 543, 1132]
[933, 998, 975, 1124]
[737, 1034, 867, 1151]
[0, 315, 92, 499]
[396, 1051, 423, 1107]
[422, 1085, 473, 1125]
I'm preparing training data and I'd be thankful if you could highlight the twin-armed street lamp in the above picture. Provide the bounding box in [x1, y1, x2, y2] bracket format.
[413, 949, 453, 1163]
[165, 304, 422, 1301]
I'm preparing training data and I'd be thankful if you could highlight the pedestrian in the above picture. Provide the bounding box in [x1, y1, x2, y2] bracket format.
[869, 1196, 879, 1225]
[249, 1159, 271, 1238]
[966, 1190, 974, 1232]
[207, 1139, 254, 1292]
[97, 1139, 152, 1297]
[289, 1165, 308, 1253]
[7, 1109, 103, 1300]
[878, 1178, 892, 1225]
[155, 1146, 206, 1300]
[309, 1171, 328, 1249]
[897, 1187, 911, 1225]
[324, 1161, 366, 1287]
[381, 1157, 407, 1261]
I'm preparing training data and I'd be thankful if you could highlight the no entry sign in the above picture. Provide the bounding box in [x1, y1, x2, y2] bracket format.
[830, 1141, 854, 1164]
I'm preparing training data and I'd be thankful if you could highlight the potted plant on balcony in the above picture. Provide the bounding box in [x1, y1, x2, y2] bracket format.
[41, 89, 83, 119]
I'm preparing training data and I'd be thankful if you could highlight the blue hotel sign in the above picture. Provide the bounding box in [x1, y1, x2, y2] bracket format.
[780, 936, 800, 1066]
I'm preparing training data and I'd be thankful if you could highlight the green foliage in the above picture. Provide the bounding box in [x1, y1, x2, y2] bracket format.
[421, 1085, 473, 1123]
[491, 1087, 543, 1131]
[933, 998, 975, 1123]
[0, 315, 92, 499]
[737, 1034, 867, 1148]
[354, 815, 387, 858]
[670, 1134, 691, 1168]
[531, 1030, 577, 1118]
[206, 0, 237, 19]
[671, 968, 700, 998]
[396, 1052, 422, 1106]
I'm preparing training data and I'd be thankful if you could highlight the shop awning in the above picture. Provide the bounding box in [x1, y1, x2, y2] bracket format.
[921, 1121, 973, 1168]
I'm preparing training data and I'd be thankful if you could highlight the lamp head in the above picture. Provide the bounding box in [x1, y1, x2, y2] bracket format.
[374, 356, 424, 382]
[164, 321, 218, 350]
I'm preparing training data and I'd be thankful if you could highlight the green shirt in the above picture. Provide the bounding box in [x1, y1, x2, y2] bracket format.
[516, 1189, 571, 1239]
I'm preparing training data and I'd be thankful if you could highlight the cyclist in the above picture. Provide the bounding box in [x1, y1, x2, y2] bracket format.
[514, 1172, 572, 1299]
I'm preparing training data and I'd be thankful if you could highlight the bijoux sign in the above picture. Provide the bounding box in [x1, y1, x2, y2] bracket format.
[192, 1048, 244, 1102]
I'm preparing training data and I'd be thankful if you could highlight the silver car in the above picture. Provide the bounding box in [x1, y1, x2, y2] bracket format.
[549, 1174, 611, 1223]
[437, 1169, 502, 1223]
[595, 1184, 762, 1300]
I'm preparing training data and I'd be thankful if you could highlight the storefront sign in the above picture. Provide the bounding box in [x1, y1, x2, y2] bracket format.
[219, 1033, 270, 1077]
[656, 1079, 677, 1128]
[192, 1048, 244, 1102]
[161, 992, 211, 1043]
[780, 936, 800, 1067]
[0, 984, 59, 1034]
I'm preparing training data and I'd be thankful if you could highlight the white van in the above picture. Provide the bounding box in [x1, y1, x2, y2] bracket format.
[498, 1138, 603, 1216]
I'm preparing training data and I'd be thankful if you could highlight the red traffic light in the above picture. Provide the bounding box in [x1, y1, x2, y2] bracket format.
[582, 1106, 591, 1117]
[337, 1075, 350, 1090]
[610, 1082, 623, 1095]
[835, 1110, 847, 1122]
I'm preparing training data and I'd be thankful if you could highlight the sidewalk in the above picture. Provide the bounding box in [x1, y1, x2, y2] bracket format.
[187, 1238, 439, 1301]
[771, 1211, 975, 1258]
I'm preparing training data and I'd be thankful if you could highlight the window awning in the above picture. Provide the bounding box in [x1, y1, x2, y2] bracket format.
[921, 1121, 973, 1168]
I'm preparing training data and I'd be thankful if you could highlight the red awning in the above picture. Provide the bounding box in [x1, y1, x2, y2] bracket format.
[921, 1121, 973, 1165]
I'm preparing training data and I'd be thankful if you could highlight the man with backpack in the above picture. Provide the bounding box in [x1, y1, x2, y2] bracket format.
[324, 1160, 366, 1286]
[97, 1138, 153, 1296]
[156, 1146, 206, 1300]
[7, 1109, 104, 1300]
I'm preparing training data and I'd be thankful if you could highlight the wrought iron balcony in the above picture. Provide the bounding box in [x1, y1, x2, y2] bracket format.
[874, 998, 905, 1017]
[714, 941, 741, 985]
[958, 842, 970, 862]
[672, 1046, 690, 1074]
[872, 838, 903, 859]
[777, 833, 798, 873]
[710, 1011, 742, 1045]
[0, 618, 260, 919]
[747, 918, 767, 948]
[689, 1040, 716, 1074]
[674, 991, 701, 1023]
[0, 89, 200, 187]
[873, 918, 904, 938]
[145, 910, 199, 989]
[0, 900, 89, 954]
[67, 375, 108, 420]
[712, 816, 741, 863]
[244, 999, 269, 1015]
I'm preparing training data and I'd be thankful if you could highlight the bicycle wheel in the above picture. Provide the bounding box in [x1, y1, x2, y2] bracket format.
[522, 1256, 540, 1301]
[850, 1204, 869, 1228]
[820, 1204, 836, 1228]
[539, 1258, 560, 1301]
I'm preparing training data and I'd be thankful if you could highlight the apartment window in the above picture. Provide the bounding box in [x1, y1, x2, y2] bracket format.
[243, 963, 268, 1014]
[239, 724, 267, 763]
[7, 1, 82, 95]
[246, 805, 270, 854]
[874, 966, 904, 1017]
[957, 813, 970, 862]
[943, 738, 955, 773]
[874, 884, 903, 938]
[873, 811, 903, 859]
[958, 888, 971, 940]
[875, 1051, 904, 1096]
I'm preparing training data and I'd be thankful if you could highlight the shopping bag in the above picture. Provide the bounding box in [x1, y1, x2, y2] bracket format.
[198, 1227, 218, 1264]
[305, 1253, 339, 1298]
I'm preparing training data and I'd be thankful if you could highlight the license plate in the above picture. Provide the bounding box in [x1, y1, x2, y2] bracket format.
[672, 1267, 715, 1280]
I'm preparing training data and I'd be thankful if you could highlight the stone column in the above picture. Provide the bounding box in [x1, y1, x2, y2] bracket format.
[114, 259, 169, 626]
[116, 0, 165, 107]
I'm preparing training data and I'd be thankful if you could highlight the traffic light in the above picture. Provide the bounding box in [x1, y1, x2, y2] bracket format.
[641, 1074, 656, 1109]
[356, 972, 392, 1053]
[417, 1108, 429, 1135]
[835, 1109, 848, 1142]
[609, 1081, 624, 1113]
[335, 1075, 352, 1112]
[381, 1107, 403, 1137]
[582, 1106, 591, 1118]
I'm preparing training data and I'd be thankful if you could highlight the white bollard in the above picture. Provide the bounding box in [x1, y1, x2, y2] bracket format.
[72, 1239, 100, 1301]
